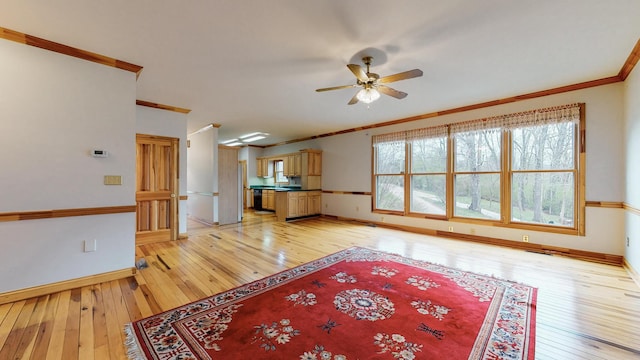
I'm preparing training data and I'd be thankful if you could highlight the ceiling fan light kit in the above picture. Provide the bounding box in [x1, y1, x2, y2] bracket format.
[356, 88, 380, 104]
[316, 56, 423, 105]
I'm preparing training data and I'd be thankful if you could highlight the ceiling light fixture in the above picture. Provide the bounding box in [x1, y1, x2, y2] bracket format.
[239, 132, 262, 139]
[221, 138, 239, 144]
[356, 87, 380, 104]
[225, 142, 243, 146]
[242, 135, 266, 143]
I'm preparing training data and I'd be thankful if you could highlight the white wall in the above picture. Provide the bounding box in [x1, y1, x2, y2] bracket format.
[267, 83, 627, 256]
[624, 63, 640, 273]
[0, 40, 136, 293]
[186, 127, 218, 223]
[136, 106, 189, 234]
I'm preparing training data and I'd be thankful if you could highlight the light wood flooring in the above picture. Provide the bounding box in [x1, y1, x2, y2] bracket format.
[1, 211, 639, 359]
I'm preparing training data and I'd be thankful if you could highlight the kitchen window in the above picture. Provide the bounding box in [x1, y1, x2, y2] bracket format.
[275, 160, 287, 184]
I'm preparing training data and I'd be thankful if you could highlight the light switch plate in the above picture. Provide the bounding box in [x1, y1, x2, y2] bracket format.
[84, 239, 97, 252]
[104, 175, 122, 185]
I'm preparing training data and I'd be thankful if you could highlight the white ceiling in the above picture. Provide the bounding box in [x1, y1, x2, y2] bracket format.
[2, 1, 639, 146]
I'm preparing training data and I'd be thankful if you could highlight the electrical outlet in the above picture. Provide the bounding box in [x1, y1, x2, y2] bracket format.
[448, 226, 454, 232]
[522, 235, 529, 243]
[470, 228, 476, 235]
[381, 216, 385, 222]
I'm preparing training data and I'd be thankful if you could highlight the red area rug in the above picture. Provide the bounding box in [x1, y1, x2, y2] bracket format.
[125, 247, 536, 359]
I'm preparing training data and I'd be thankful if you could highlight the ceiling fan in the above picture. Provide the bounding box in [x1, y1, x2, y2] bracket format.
[316, 56, 423, 105]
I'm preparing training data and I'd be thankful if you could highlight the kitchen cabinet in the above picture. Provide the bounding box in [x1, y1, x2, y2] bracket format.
[283, 154, 301, 177]
[287, 192, 300, 217]
[263, 189, 275, 210]
[297, 192, 308, 216]
[307, 151, 322, 176]
[276, 190, 321, 221]
[256, 158, 272, 178]
[308, 191, 322, 214]
[255, 149, 320, 188]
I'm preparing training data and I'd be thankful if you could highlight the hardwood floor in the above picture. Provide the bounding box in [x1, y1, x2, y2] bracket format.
[1, 211, 639, 359]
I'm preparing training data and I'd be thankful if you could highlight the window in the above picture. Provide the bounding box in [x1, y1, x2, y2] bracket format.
[373, 137, 405, 212]
[372, 103, 584, 234]
[408, 127, 448, 216]
[452, 128, 501, 220]
[275, 160, 287, 184]
[511, 122, 576, 227]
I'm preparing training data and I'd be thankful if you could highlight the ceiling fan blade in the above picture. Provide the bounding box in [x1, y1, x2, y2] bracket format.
[347, 64, 369, 82]
[348, 91, 360, 105]
[378, 69, 423, 84]
[316, 84, 356, 92]
[378, 85, 408, 99]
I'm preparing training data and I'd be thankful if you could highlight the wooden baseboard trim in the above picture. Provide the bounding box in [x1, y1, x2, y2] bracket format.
[0, 267, 136, 305]
[324, 214, 623, 266]
[187, 216, 215, 227]
[623, 258, 640, 289]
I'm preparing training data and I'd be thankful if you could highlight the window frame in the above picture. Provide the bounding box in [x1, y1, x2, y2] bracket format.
[274, 160, 288, 184]
[371, 103, 585, 236]
[372, 139, 407, 215]
[407, 132, 449, 219]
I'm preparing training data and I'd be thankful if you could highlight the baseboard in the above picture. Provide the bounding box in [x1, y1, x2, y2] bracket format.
[623, 258, 640, 288]
[0, 267, 136, 305]
[324, 214, 623, 266]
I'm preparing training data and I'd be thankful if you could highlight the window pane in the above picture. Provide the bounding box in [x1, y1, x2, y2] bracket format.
[275, 160, 287, 183]
[454, 174, 500, 220]
[410, 175, 446, 215]
[376, 175, 404, 211]
[411, 137, 447, 173]
[511, 172, 574, 227]
[454, 131, 501, 172]
[376, 142, 405, 174]
[512, 122, 574, 170]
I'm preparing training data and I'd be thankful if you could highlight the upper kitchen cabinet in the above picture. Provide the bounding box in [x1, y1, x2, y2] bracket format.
[256, 157, 272, 178]
[300, 149, 322, 189]
[283, 153, 301, 177]
[305, 150, 322, 176]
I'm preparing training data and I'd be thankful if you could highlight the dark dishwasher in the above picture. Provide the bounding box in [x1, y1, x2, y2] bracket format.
[253, 189, 263, 210]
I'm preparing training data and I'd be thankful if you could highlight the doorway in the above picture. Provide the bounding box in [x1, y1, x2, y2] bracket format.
[239, 160, 248, 209]
[135, 134, 179, 245]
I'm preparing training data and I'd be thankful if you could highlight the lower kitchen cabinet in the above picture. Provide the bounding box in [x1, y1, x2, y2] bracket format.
[276, 190, 321, 221]
[263, 189, 275, 210]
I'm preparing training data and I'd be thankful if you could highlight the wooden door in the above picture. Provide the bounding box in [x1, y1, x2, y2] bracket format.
[136, 134, 179, 244]
[240, 160, 248, 209]
[218, 145, 239, 225]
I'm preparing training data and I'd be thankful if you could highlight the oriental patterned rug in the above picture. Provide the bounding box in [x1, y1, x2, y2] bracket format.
[125, 247, 536, 359]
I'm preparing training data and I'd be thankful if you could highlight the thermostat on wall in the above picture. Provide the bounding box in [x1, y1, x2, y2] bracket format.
[92, 149, 109, 158]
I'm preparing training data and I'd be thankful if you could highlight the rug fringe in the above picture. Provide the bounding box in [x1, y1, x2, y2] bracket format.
[124, 323, 147, 360]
